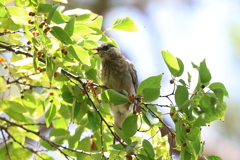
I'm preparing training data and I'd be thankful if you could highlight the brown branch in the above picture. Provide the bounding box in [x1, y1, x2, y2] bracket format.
[61, 68, 125, 146]
[0, 42, 45, 63]
[0, 128, 12, 160]
[142, 103, 170, 108]
[0, 126, 45, 160]
[100, 120, 106, 160]
[159, 82, 176, 105]
[5, 72, 59, 90]
[0, 117, 101, 157]
[0, 30, 25, 36]
[143, 104, 174, 135]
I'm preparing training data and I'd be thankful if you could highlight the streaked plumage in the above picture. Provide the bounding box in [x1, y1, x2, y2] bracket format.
[94, 43, 138, 128]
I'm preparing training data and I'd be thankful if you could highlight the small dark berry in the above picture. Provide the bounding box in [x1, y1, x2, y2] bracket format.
[27, 41, 31, 45]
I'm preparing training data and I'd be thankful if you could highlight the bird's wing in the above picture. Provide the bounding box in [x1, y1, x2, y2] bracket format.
[128, 61, 138, 93]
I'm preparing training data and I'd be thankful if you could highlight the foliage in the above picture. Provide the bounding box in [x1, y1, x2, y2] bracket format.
[0, 0, 228, 160]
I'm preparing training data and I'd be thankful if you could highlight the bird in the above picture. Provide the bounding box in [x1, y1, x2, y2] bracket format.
[93, 43, 138, 129]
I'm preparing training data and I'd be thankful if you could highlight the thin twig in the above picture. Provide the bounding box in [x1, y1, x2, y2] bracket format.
[61, 69, 125, 146]
[0, 129, 12, 160]
[0, 126, 45, 160]
[0, 30, 25, 36]
[143, 104, 174, 135]
[0, 117, 101, 156]
[100, 120, 105, 160]
[0, 43, 45, 63]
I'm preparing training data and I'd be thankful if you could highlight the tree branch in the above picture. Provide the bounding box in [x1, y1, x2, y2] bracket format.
[0, 117, 101, 157]
[0, 42, 45, 63]
[0, 128, 12, 160]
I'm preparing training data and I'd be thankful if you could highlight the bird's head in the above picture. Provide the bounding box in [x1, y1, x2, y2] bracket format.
[93, 43, 121, 60]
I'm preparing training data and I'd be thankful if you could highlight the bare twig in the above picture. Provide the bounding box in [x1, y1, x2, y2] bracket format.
[100, 120, 106, 160]
[0, 117, 101, 157]
[0, 30, 25, 36]
[0, 129, 12, 160]
[0, 42, 45, 63]
[61, 69, 125, 146]
[143, 104, 174, 135]
[0, 126, 45, 160]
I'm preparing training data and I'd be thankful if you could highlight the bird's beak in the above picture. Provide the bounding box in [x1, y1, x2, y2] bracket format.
[92, 47, 101, 55]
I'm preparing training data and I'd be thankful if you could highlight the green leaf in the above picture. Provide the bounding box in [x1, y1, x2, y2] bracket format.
[50, 128, 69, 144]
[7, 6, 28, 17]
[212, 89, 224, 103]
[88, 111, 100, 133]
[101, 89, 130, 106]
[194, 113, 211, 127]
[122, 114, 138, 138]
[0, 3, 7, 18]
[175, 85, 189, 108]
[51, 26, 74, 44]
[74, 25, 96, 37]
[142, 139, 155, 159]
[180, 148, 193, 160]
[46, 4, 59, 24]
[185, 138, 196, 156]
[85, 68, 98, 82]
[77, 137, 91, 152]
[46, 57, 55, 81]
[110, 17, 141, 32]
[54, 0, 68, 4]
[137, 154, 149, 160]
[199, 94, 211, 109]
[142, 87, 160, 102]
[64, 17, 75, 37]
[84, 15, 103, 30]
[29, 0, 38, 6]
[199, 59, 211, 84]
[162, 50, 180, 76]
[109, 144, 124, 150]
[179, 79, 187, 86]
[209, 82, 229, 98]
[68, 126, 84, 148]
[174, 58, 184, 77]
[22, 94, 37, 114]
[8, 101, 27, 113]
[52, 118, 68, 129]
[0, 18, 20, 30]
[52, 10, 69, 24]
[207, 155, 222, 160]
[207, 101, 227, 121]
[191, 62, 199, 69]
[137, 74, 162, 95]
[72, 99, 80, 119]
[113, 125, 131, 145]
[67, 45, 90, 65]
[0, 76, 7, 91]
[145, 109, 159, 125]
[4, 108, 26, 122]
[187, 126, 201, 142]
[38, 3, 53, 13]
[45, 103, 57, 128]
[11, 148, 32, 160]
[187, 71, 191, 84]
[37, 153, 54, 160]
[40, 140, 56, 151]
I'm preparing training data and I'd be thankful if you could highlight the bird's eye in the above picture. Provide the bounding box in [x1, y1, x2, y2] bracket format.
[103, 46, 108, 50]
